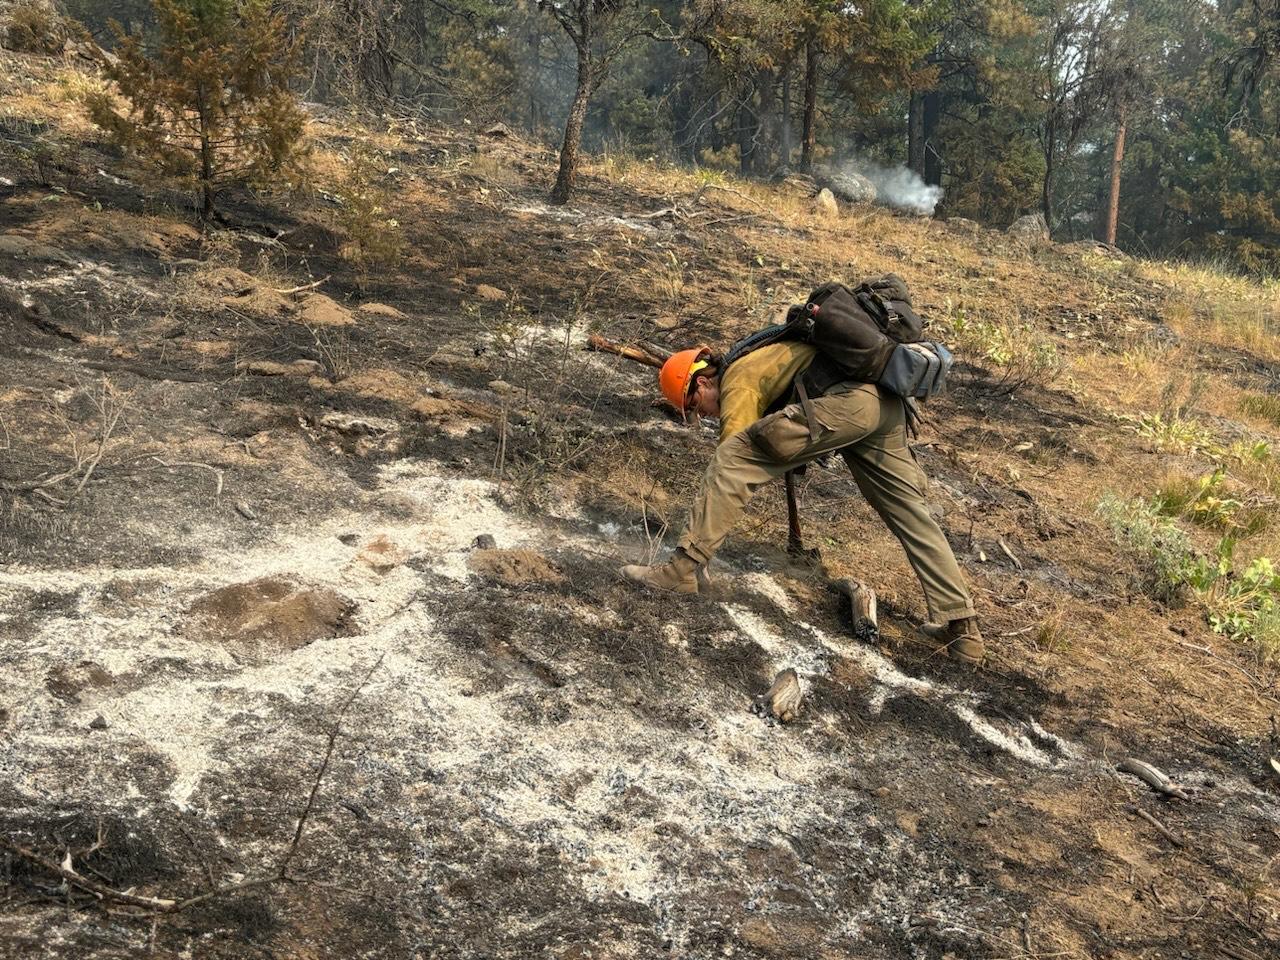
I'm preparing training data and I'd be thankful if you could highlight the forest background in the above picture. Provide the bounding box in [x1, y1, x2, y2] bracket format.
[42, 0, 1280, 276]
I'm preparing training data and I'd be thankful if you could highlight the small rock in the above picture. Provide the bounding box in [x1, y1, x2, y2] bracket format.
[472, 534, 497, 550]
[945, 217, 982, 233]
[0, 235, 75, 264]
[874, 786, 891, 799]
[483, 122, 512, 139]
[318, 412, 398, 435]
[88, 714, 109, 731]
[487, 379, 514, 395]
[338, 532, 359, 546]
[652, 315, 679, 331]
[813, 188, 839, 219]
[234, 501, 258, 521]
[474, 284, 507, 302]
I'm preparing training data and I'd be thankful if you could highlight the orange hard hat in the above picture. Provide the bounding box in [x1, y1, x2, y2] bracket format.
[659, 346, 712, 410]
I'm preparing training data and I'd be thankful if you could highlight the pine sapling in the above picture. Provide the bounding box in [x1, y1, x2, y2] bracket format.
[86, 0, 308, 221]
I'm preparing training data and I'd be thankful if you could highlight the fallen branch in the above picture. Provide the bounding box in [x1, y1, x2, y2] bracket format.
[149, 457, 225, 499]
[1125, 804, 1185, 848]
[273, 275, 330, 297]
[585, 334, 667, 369]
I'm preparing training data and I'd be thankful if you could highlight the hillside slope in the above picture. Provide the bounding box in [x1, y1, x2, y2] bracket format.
[2, 50, 1279, 959]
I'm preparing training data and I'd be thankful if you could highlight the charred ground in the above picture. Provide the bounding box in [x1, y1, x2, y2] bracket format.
[2, 49, 1279, 960]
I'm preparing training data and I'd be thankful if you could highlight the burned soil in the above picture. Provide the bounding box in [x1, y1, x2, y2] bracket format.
[2, 49, 1278, 960]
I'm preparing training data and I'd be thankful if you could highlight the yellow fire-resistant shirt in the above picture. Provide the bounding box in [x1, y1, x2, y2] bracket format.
[717, 341, 817, 444]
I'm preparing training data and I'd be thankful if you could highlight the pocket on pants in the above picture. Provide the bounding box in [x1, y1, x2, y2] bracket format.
[746, 407, 813, 463]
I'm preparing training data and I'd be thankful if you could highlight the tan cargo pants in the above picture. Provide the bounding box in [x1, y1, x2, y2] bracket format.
[678, 383, 976, 623]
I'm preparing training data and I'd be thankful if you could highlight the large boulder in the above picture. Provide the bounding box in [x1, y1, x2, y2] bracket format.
[823, 171, 877, 205]
[1007, 212, 1050, 242]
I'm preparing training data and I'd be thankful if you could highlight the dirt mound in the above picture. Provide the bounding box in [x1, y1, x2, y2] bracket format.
[183, 576, 357, 659]
[468, 548, 563, 585]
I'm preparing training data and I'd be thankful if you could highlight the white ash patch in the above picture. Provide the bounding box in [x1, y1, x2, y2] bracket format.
[722, 603, 829, 676]
[802, 621, 1080, 769]
[376, 460, 538, 580]
[739, 572, 796, 614]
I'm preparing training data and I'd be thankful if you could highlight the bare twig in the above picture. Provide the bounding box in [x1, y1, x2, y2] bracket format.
[277, 654, 385, 881]
[273, 275, 330, 296]
[1125, 804, 1185, 848]
[149, 458, 225, 499]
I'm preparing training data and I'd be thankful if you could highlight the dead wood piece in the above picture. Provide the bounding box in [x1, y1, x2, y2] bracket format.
[273, 275, 330, 297]
[585, 334, 667, 369]
[1125, 804, 1185, 848]
[835, 579, 878, 641]
[998, 538, 1024, 570]
[0, 837, 179, 912]
[28, 314, 84, 342]
[754, 668, 803, 723]
[82, 360, 207, 384]
[1117, 757, 1190, 800]
[150, 458, 224, 499]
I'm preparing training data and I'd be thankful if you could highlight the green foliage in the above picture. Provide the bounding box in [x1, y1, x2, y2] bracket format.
[1098, 493, 1280, 661]
[947, 305, 1062, 393]
[1130, 413, 1221, 457]
[334, 145, 404, 286]
[86, 0, 307, 219]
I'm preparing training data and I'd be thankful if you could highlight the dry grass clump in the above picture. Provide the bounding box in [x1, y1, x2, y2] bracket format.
[1241, 393, 1280, 426]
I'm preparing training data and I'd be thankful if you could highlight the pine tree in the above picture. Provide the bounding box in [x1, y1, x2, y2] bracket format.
[87, 0, 307, 221]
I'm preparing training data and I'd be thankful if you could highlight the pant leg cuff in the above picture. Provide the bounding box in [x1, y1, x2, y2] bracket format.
[931, 604, 977, 622]
[678, 538, 713, 565]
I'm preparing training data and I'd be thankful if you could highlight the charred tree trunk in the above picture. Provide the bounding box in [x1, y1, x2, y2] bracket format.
[1041, 121, 1057, 230]
[737, 98, 757, 176]
[908, 92, 924, 175]
[800, 37, 818, 173]
[1105, 102, 1127, 247]
[551, 56, 593, 205]
[781, 63, 793, 166]
[922, 88, 941, 186]
[756, 68, 777, 175]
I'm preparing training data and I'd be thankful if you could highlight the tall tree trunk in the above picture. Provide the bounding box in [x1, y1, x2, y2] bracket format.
[781, 63, 793, 166]
[196, 83, 214, 221]
[1105, 102, 1127, 247]
[922, 89, 941, 186]
[1041, 121, 1057, 228]
[737, 98, 757, 175]
[800, 37, 818, 173]
[551, 50, 593, 205]
[756, 68, 777, 175]
[908, 92, 924, 175]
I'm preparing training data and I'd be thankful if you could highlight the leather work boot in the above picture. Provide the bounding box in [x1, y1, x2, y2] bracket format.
[921, 617, 986, 664]
[619, 549, 707, 595]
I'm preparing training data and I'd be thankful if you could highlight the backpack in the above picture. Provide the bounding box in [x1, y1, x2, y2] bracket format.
[721, 274, 952, 401]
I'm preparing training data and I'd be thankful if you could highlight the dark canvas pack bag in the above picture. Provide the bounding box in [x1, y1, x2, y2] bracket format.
[721, 274, 952, 403]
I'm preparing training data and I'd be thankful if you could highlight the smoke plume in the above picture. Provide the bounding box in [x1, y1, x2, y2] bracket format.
[845, 160, 943, 216]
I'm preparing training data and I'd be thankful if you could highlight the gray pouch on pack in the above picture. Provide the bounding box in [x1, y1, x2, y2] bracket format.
[878, 341, 953, 399]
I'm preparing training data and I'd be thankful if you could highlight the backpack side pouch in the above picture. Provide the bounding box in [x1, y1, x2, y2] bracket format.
[878, 341, 953, 399]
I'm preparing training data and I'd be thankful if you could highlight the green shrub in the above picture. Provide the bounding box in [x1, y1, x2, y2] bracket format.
[1099, 493, 1280, 661]
[335, 145, 404, 286]
[947, 306, 1062, 395]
